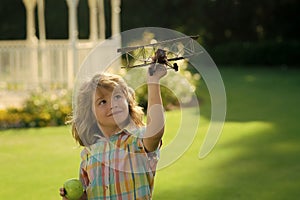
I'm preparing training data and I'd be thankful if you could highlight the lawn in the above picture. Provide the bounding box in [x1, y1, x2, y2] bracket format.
[1, 67, 300, 200]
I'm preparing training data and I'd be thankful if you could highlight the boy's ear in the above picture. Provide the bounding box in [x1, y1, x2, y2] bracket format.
[128, 103, 132, 111]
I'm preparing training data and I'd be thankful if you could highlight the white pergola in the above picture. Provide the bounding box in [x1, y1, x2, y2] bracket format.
[22, 0, 121, 42]
[21, 0, 121, 88]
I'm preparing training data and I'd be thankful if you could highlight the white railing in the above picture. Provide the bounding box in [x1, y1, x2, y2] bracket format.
[0, 40, 96, 90]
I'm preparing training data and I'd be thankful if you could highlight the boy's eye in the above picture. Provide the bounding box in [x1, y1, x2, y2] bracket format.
[114, 94, 122, 100]
[99, 100, 106, 105]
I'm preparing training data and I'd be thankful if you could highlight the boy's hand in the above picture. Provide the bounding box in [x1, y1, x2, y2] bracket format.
[59, 188, 68, 200]
[59, 187, 87, 200]
[147, 63, 167, 83]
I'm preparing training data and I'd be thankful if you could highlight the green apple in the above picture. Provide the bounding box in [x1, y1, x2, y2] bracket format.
[64, 178, 84, 200]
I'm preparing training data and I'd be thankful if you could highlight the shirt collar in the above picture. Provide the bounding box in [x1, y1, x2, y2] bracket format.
[95, 122, 143, 142]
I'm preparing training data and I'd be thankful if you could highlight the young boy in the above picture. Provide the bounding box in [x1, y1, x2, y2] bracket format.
[60, 64, 167, 200]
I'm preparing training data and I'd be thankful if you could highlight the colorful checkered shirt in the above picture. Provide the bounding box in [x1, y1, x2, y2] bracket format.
[79, 127, 160, 200]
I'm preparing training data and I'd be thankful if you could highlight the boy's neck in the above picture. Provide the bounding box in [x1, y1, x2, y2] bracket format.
[102, 127, 122, 138]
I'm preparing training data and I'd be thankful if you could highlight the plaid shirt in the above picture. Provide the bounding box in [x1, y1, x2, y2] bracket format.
[79, 127, 160, 200]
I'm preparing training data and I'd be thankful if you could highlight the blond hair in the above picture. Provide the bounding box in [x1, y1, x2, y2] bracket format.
[67, 73, 145, 146]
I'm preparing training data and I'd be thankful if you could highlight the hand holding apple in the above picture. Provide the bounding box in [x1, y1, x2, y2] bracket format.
[61, 178, 84, 200]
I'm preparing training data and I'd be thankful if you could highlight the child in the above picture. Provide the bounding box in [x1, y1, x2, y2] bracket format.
[60, 64, 167, 200]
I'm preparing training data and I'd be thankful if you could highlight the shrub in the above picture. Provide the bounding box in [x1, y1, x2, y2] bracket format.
[0, 89, 72, 129]
[123, 65, 200, 111]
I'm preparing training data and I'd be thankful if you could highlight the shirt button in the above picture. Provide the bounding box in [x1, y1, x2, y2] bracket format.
[105, 185, 109, 190]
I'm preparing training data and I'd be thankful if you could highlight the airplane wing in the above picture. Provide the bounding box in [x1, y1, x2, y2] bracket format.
[118, 35, 202, 69]
[117, 35, 199, 53]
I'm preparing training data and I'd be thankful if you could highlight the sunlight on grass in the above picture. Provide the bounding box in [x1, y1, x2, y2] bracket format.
[154, 119, 277, 200]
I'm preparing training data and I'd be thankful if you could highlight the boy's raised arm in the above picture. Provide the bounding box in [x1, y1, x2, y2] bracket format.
[143, 64, 167, 152]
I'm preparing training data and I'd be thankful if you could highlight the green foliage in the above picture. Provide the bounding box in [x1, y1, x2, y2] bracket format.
[0, 89, 72, 129]
[210, 40, 300, 66]
[135, 84, 181, 111]
[124, 67, 200, 111]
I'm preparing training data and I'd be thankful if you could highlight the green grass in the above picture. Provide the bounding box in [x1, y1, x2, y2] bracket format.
[0, 127, 82, 199]
[1, 67, 300, 200]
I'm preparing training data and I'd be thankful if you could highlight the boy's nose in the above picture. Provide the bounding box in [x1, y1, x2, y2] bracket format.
[110, 101, 118, 109]
[111, 104, 118, 109]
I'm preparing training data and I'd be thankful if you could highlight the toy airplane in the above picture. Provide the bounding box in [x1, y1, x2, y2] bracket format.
[117, 35, 202, 75]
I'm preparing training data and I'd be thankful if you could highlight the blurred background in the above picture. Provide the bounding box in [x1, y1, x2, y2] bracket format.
[1, 0, 299, 64]
[0, 0, 300, 199]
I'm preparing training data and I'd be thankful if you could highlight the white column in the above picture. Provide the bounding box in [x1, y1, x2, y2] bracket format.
[97, 0, 106, 40]
[110, 0, 121, 68]
[23, 0, 38, 43]
[88, 0, 98, 42]
[37, 0, 46, 41]
[66, 0, 79, 42]
[111, 0, 121, 36]
[23, 0, 39, 87]
[66, 0, 79, 89]
[37, 0, 48, 86]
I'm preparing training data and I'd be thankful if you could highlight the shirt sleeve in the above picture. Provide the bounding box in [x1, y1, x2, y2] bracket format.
[136, 137, 161, 175]
[135, 126, 162, 157]
[79, 148, 90, 190]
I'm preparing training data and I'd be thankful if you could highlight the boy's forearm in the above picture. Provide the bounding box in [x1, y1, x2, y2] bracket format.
[148, 83, 163, 109]
[145, 83, 165, 145]
[143, 64, 167, 152]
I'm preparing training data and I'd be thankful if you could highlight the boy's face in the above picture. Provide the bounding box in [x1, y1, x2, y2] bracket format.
[94, 87, 129, 134]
